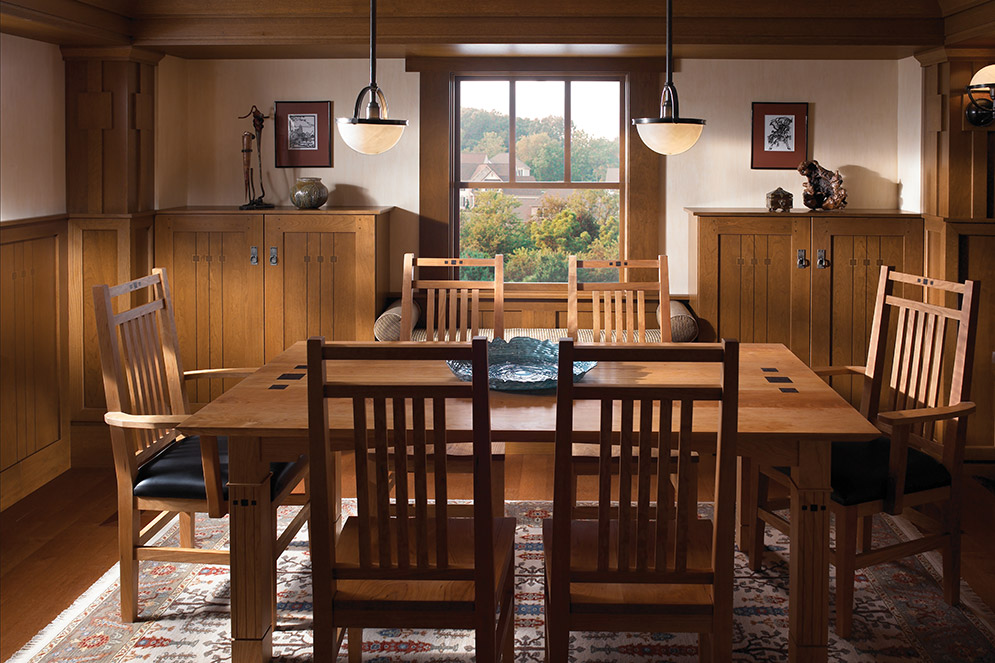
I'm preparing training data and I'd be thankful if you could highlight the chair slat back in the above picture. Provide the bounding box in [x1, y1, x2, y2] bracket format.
[400, 254, 504, 341]
[308, 338, 495, 581]
[93, 269, 190, 475]
[863, 267, 980, 450]
[567, 256, 672, 343]
[551, 340, 739, 586]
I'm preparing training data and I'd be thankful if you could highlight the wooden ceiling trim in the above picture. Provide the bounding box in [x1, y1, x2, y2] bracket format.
[0, 0, 131, 43]
[944, 1, 995, 45]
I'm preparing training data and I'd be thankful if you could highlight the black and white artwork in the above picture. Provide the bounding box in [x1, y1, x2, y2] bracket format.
[287, 113, 318, 151]
[764, 114, 795, 152]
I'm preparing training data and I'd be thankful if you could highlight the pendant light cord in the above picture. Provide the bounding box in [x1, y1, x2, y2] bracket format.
[369, 0, 377, 90]
[661, 0, 680, 120]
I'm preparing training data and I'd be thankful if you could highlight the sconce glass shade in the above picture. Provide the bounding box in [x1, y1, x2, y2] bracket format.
[633, 118, 705, 155]
[965, 64, 995, 127]
[337, 118, 407, 155]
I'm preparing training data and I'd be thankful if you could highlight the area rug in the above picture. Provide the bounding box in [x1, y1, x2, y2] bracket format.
[8, 502, 995, 662]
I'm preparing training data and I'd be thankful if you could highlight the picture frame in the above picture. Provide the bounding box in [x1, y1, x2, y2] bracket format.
[751, 102, 808, 169]
[274, 101, 332, 168]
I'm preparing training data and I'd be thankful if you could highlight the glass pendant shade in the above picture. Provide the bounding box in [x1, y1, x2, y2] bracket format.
[965, 64, 995, 128]
[634, 118, 704, 155]
[969, 64, 995, 88]
[337, 118, 406, 155]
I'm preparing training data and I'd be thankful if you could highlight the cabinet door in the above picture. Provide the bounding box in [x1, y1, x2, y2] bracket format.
[264, 214, 376, 360]
[155, 214, 264, 404]
[696, 217, 810, 358]
[810, 217, 924, 407]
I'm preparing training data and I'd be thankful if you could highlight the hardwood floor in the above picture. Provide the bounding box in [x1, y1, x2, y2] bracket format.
[2, 455, 994, 660]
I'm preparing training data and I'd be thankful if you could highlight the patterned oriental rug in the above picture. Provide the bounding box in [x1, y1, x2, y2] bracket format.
[8, 501, 995, 662]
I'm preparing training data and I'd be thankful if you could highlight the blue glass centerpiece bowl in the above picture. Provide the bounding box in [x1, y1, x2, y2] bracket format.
[446, 336, 597, 391]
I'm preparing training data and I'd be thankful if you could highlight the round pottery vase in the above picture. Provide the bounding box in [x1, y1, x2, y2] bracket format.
[290, 177, 328, 209]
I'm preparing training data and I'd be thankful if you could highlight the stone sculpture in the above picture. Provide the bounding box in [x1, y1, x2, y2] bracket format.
[798, 160, 847, 211]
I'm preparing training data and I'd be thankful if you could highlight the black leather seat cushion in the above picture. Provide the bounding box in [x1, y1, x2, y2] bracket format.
[829, 436, 951, 506]
[133, 436, 303, 502]
[777, 436, 951, 507]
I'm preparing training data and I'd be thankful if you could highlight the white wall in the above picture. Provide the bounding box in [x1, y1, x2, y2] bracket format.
[0, 34, 65, 221]
[156, 57, 419, 289]
[664, 59, 908, 293]
[897, 56, 923, 213]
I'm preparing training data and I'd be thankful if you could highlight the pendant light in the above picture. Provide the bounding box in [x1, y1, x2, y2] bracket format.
[632, 0, 705, 155]
[965, 64, 995, 128]
[337, 0, 407, 155]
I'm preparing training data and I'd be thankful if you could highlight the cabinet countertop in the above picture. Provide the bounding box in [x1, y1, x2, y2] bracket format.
[156, 205, 394, 215]
[686, 208, 923, 218]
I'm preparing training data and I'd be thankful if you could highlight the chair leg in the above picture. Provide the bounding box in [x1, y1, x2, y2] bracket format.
[179, 512, 196, 548]
[857, 515, 873, 553]
[118, 499, 140, 622]
[742, 461, 768, 571]
[943, 500, 962, 606]
[501, 553, 516, 662]
[493, 456, 506, 518]
[833, 507, 859, 639]
[347, 628, 363, 663]
[698, 633, 713, 662]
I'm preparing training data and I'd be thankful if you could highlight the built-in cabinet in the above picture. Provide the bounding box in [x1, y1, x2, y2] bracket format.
[688, 209, 924, 409]
[155, 207, 390, 405]
[0, 217, 70, 509]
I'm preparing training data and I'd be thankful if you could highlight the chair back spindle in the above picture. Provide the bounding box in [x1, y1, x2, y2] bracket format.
[401, 254, 504, 341]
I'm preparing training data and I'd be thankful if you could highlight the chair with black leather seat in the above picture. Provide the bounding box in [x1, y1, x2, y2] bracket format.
[745, 266, 980, 638]
[93, 268, 310, 622]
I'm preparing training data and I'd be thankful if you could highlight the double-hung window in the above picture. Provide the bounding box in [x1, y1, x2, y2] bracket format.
[454, 76, 624, 282]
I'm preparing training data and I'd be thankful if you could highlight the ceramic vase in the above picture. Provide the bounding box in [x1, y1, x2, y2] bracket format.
[290, 176, 328, 209]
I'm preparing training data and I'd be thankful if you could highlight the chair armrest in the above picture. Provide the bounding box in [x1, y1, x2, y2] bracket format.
[812, 365, 866, 377]
[184, 367, 258, 380]
[104, 411, 187, 429]
[877, 402, 976, 427]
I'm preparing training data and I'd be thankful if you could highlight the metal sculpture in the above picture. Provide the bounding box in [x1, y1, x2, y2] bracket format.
[238, 105, 274, 210]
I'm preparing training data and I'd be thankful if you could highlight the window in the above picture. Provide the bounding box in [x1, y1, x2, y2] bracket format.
[454, 76, 624, 282]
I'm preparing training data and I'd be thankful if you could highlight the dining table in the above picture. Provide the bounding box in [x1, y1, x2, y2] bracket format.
[178, 340, 881, 663]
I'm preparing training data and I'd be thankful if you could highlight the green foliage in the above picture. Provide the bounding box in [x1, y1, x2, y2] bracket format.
[570, 130, 620, 182]
[474, 131, 507, 158]
[515, 132, 563, 181]
[460, 108, 508, 152]
[460, 188, 620, 282]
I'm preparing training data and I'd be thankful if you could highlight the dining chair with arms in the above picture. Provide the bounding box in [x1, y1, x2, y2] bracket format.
[398, 252, 507, 515]
[93, 268, 310, 622]
[745, 266, 980, 638]
[400, 253, 504, 342]
[307, 336, 516, 663]
[567, 254, 672, 343]
[544, 338, 740, 662]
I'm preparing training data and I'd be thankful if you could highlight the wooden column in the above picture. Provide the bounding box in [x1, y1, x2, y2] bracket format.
[917, 48, 995, 459]
[61, 47, 161, 465]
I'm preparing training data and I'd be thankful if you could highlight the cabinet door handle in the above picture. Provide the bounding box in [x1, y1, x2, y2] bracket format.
[797, 249, 809, 269]
[270, 246, 278, 265]
[250, 246, 258, 265]
[816, 249, 829, 269]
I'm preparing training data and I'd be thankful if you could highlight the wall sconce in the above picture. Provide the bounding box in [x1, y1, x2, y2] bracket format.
[632, 0, 705, 155]
[336, 0, 408, 155]
[965, 64, 995, 128]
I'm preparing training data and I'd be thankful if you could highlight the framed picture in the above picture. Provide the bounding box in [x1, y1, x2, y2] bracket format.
[751, 102, 808, 169]
[274, 101, 332, 168]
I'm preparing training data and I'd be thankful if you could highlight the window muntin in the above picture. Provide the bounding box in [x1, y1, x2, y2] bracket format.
[455, 76, 623, 282]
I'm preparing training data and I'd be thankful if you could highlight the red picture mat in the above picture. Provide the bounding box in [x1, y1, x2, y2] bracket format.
[274, 100, 332, 168]
[751, 102, 808, 169]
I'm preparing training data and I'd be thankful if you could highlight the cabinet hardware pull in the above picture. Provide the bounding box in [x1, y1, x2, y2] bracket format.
[797, 249, 809, 269]
[250, 246, 258, 265]
[816, 249, 829, 269]
[270, 247, 278, 265]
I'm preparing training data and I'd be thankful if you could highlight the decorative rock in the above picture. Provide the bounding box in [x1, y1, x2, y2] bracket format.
[798, 160, 847, 211]
[290, 176, 328, 209]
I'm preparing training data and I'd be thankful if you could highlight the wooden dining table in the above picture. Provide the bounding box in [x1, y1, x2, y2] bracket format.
[178, 340, 880, 663]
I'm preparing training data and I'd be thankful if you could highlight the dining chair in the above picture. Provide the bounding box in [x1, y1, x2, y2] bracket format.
[745, 266, 980, 638]
[307, 336, 516, 663]
[567, 255, 689, 513]
[400, 252, 504, 341]
[398, 252, 506, 515]
[567, 254, 672, 343]
[544, 338, 740, 662]
[93, 268, 310, 622]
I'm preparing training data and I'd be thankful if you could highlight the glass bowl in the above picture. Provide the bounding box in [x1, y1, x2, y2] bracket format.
[446, 336, 597, 392]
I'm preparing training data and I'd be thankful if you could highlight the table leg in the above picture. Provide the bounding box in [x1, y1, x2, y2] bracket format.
[737, 456, 758, 555]
[788, 441, 831, 663]
[228, 435, 275, 663]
